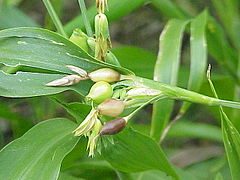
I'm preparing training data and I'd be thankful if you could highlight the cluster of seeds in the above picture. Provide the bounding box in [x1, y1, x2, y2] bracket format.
[46, 65, 129, 156]
[45, 0, 162, 156]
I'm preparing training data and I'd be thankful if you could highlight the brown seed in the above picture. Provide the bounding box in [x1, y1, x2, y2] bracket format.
[97, 98, 125, 117]
[99, 118, 126, 135]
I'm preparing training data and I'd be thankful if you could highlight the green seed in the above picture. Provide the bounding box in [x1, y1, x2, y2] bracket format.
[86, 81, 113, 104]
[88, 68, 120, 82]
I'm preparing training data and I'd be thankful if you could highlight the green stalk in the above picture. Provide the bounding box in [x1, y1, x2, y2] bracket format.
[125, 76, 240, 109]
[77, 0, 93, 37]
[42, 0, 67, 38]
[125, 95, 166, 122]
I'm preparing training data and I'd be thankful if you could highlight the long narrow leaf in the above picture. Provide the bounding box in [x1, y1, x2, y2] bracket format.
[181, 10, 208, 113]
[221, 110, 240, 180]
[208, 69, 240, 180]
[64, 0, 148, 35]
[151, 2, 239, 84]
[151, 19, 188, 141]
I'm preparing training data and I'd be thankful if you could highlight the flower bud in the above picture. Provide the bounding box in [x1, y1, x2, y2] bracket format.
[66, 65, 88, 77]
[99, 118, 126, 135]
[96, 0, 108, 13]
[95, 13, 109, 40]
[97, 98, 125, 117]
[45, 75, 82, 86]
[88, 68, 120, 82]
[94, 13, 111, 60]
[87, 119, 102, 157]
[69, 29, 88, 52]
[126, 88, 162, 99]
[86, 81, 113, 104]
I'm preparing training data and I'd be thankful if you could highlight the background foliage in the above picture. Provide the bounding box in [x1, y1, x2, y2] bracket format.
[0, 0, 239, 180]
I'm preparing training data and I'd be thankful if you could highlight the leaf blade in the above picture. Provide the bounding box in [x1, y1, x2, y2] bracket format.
[102, 128, 179, 180]
[0, 71, 91, 97]
[0, 118, 79, 180]
[151, 19, 189, 141]
[0, 27, 132, 75]
[181, 10, 208, 113]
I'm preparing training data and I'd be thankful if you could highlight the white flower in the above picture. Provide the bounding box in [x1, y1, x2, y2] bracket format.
[73, 108, 102, 156]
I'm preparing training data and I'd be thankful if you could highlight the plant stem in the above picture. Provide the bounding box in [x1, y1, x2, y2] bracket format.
[42, 0, 67, 38]
[125, 95, 165, 122]
[77, 0, 93, 37]
[160, 113, 183, 143]
[133, 76, 240, 109]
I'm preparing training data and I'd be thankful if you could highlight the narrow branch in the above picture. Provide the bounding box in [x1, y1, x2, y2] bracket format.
[77, 0, 93, 37]
[160, 113, 183, 143]
[43, 0, 67, 38]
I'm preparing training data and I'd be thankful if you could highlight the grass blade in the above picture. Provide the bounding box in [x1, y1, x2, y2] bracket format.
[42, 0, 67, 38]
[181, 10, 208, 113]
[168, 121, 222, 142]
[151, 1, 239, 84]
[151, 0, 190, 19]
[77, 0, 93, 37]
[150, 19, 189, 141]
[207, 66, 240, 180]
[64, 0, 147, 35]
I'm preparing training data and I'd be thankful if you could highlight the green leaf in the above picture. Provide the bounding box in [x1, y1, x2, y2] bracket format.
[185, 157, 230, 180]
[53, 99, 91, 123]
[102, 128, 179, 180]
[133, 120, 222, 142]
[211, 0, 240, 49]
[206, 17, 239, 83]
[5, 0, 23, 6]
[214, 173, 224, 180]
[129, 77, 240, 109]
[207, 70, 240, 180]
[0, 71, 91, 97]
[181, 10, 208, 113]
[43, 0, 67, 38]
[151, 2, 239, 84]
[0, 5, 39, 29]
[151, 19, 189, 141]
[0, 27, 132, 75]
[112, 46, 157, 79]
[58, 173, 84, 180]
[132, 170, 172, 180]
[168, 121, 222, 142]
[0, 102, 32, 137]
[0, 27, 132, 97]
[151, 0, 190, 19]
[64, 0, 148, 35]
[220, 110, 240, 180]
[0, 118, 79, 180]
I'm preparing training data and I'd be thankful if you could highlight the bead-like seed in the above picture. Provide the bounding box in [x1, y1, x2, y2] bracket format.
[86, 81, 113, 104]
[97, 98, 125, 117]
[99, 118, 126, 135]
[88, 68, 120, 82]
